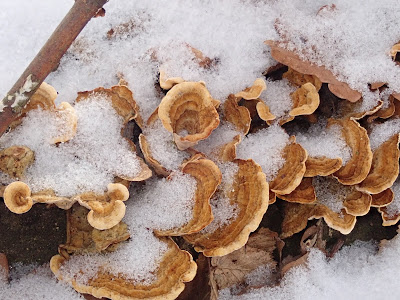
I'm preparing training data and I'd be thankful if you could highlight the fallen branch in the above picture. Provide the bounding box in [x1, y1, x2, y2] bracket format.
[0, 0, 109, 137]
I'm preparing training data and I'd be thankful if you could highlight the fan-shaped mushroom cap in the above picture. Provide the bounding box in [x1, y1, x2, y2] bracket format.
[51, 102, 78, 144]
[87, 200, 126, 231]
[50, 237, 197, 300]
[283, 68, 322, 91]
[371, 188, 394, 207]
[265, 40, 362, 102]
[310, 205, 357, 235]
[289, 83, 320, 117]
[76, 85, 142, 127]
[304, 156, 343, 177]
[331, 119, 373, 185]
[390, 43, 400, 61]
[234, 78, 267, 100]
[223, 95, 251, 135]
[0, 146, 34, 179]
[3, 181, 33, 214]
[281, 202, 313, 239]
[256, 101, 276, 124]
[184, 159, 269, 256]
[138, 133, 171, 177]
[368, 95, 396, 122]
[378, 206, 400, 226]
[155, 155, 221, 236]
[357, 134, 400, 194]
[158, 82, 220, 150]
[217, 134, 242, 162]
[343, 190, 372, 216]
[269, 138, 307, 195]
[159, 70, 185, 90]
[76, 183, 130, 231]
[279, 177, 316, 204]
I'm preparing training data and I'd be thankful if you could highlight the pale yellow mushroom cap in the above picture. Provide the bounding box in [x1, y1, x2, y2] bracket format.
[3, 181, 33, 214]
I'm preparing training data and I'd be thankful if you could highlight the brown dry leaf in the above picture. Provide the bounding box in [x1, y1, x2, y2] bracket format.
[281, 202, 314, 239]
[210, 228, 278, 292]
[265, 40, 362, 102]
[281, 253, 309, 276]
[283, 68, 322, 91]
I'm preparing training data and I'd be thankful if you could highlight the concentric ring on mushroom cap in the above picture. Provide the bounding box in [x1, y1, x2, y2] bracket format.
[357, 133, 400, 194]
[50, 236, 197, 300]
[330, 118, 373, 185]
[158, 81, 220, 150]
[184, 159, 269, 257]
[155, 155, 221, 236]
[223, 94, 251, 135]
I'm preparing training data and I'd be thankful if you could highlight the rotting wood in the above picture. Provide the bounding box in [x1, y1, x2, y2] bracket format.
[0, 0, 109, 138]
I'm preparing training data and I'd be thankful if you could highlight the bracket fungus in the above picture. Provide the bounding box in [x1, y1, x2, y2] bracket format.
[0, 145, 34, 179]
[73, 183, 130, 231]
[185, 159, 269, 257]
[158, 81, 220, 150]
[155, 155, 221, 236]
[234, 78, 267, 100]
[357, 133, 400, 194]
[51, 237, 197, 300]
[330, 119, 373, 185]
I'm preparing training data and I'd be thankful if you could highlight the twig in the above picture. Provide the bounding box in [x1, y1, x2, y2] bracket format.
[0, 0, 109, 137]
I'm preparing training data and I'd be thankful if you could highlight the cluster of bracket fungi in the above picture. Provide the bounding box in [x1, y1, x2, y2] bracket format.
[1, 40, 400, 299]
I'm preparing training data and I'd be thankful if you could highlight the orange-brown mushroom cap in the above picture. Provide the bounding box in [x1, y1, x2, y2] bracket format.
[155, 155, 221, 236]
[357, 133, 400, 194]
[50, 237, 197, 300]
[235, 78, 267, 100]
[184, 159, 269, 256]
[158, 82, 220, 150]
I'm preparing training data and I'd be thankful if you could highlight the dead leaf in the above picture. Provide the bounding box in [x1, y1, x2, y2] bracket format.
[210, 228, 278, 292]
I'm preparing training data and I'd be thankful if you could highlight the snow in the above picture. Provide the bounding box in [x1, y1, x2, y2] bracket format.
[236, 124, 289, 182]
[0, 264, 83, 300]
[194, 122, 243, 161]
[296, 122, 351, 164]
[0, 94, 142, 196]
[2, 0, 400, 298]
[59, 172, 197, 285]
[313, 176, 350, 214]
[369, 118, 400, 151]
[262, 79, 296, 119]
[143, 119, 190, 171]
[201, 162, 240, 234]
[219, 236, 400, 300]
